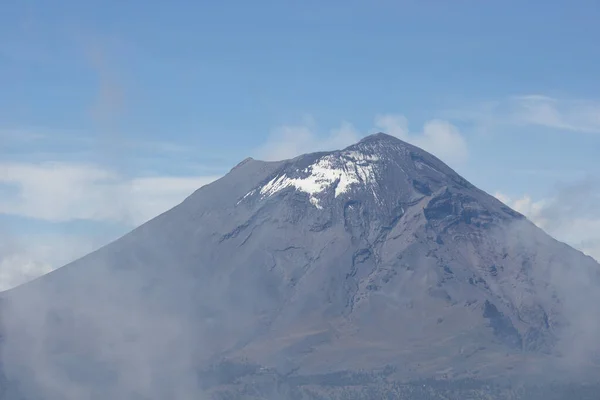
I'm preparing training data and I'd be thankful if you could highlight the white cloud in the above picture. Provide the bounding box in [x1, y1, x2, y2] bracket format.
[0, 163, 219, 290]
[0, 162, 120, 222]
[495, 184, 600, 262]
[374, 114, 469, 165]
[256, 120, 360, 161]
[0, 253, 53, 291]
[494, 192, 549, 227]
[0, 162, 220, 226]
[127, 176, 220, 224]
[0, 232, 106, 291]
[0, 126, 222, 290]
[257, 114, 469, 166]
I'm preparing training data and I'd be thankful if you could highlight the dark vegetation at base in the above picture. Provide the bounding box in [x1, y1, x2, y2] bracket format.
[211, 378, 600, 400]
[202, 361, 600, 400]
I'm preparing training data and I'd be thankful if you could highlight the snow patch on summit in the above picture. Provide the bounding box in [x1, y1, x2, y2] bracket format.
[249, 151, 380, 208]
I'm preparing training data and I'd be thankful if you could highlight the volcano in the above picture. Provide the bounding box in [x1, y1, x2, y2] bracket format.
[1, 133, 599, 399]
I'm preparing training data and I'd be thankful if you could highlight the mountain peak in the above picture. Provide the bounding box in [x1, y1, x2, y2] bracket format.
[357, 132, 399, 144]
[238, 131, 472, 211]
[346, 132, 428, 162]
[354, 132, 419, 152]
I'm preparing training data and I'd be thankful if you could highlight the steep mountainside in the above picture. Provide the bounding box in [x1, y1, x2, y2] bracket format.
[1, 133, 599, 399]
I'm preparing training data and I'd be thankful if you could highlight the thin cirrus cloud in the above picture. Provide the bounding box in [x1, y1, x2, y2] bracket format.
[452, 95, 600, 134]
[510, 95, 600, 133]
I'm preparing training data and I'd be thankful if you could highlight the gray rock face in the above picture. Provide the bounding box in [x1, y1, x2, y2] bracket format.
[1, 133, 599, 399]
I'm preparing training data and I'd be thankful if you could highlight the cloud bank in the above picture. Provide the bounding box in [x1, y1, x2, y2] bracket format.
[0, 161, 219, 290]
[0, 162, 219, 226]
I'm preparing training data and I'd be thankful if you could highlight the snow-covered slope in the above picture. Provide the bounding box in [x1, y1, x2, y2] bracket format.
[1, 133, 599, 399]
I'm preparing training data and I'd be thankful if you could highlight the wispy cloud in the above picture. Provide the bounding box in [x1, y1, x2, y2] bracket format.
[509, 95, 600, 133]
[451, 95, 600, 134]
[85, 39, 125, 124]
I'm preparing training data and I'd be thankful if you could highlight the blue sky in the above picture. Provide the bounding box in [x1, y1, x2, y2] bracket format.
[1, 0, 600, 288]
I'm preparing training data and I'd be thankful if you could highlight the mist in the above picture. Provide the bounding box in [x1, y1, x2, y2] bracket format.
[0, 33, 212, 399]
[0, 254, 208, 399]
[493, 216, 600, 377]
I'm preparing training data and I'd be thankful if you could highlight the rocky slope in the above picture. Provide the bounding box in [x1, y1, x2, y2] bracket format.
[0, 133, 599, 399]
